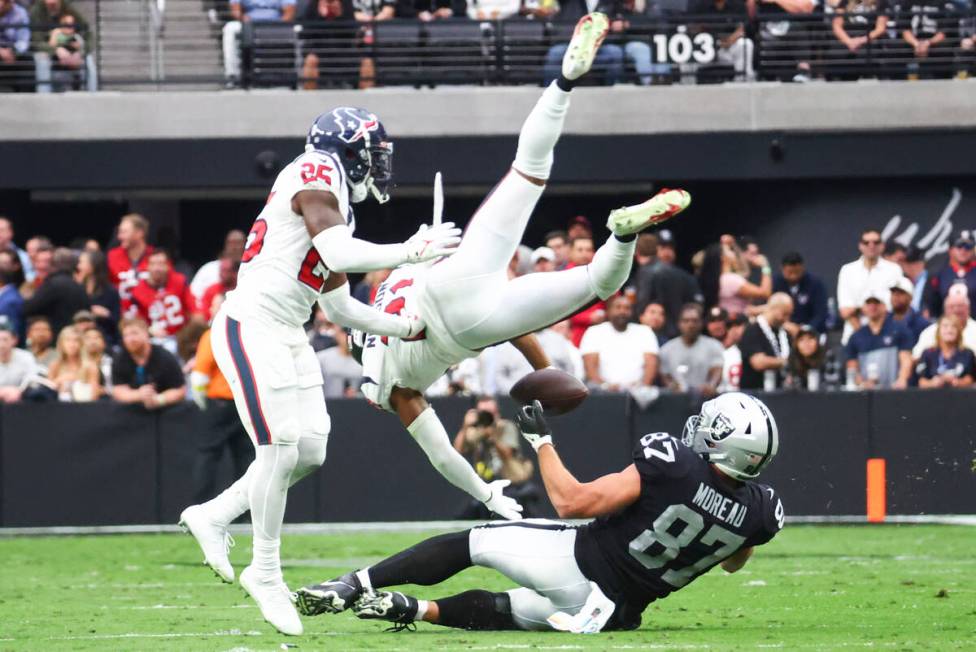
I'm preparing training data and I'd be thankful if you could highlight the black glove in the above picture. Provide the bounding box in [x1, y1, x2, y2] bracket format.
[515, 400, 553, 451]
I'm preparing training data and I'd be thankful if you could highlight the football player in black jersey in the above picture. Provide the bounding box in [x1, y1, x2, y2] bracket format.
[295, 392, 785, 633]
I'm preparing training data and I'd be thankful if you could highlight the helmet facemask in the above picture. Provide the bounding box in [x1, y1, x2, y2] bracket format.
[681, 393, 778, 481]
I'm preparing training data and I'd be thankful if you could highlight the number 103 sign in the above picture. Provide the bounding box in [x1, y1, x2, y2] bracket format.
[651, 32, 717, 64]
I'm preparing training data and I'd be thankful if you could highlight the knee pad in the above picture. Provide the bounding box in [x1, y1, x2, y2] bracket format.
[295, 436, 328, 476]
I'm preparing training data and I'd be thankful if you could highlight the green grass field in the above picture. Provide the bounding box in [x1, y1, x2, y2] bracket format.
[1, 525, 974, 651]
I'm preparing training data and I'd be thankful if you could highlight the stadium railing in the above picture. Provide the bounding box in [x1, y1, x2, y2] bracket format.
[0, 2, 973, 91]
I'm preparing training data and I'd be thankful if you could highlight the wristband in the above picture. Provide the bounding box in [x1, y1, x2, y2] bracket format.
[761, 266, 772, 275]
[155, 394, 166, 406]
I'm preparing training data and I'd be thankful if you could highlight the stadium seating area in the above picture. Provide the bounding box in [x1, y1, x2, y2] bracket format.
[1, 0, 975, 91]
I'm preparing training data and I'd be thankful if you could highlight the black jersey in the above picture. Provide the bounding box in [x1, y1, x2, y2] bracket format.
[574, 432, 784, 629]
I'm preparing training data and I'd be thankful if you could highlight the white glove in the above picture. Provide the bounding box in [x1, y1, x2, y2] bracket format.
[515, 400, 553, 452]
[482, 479, 523, 520]
[403, 222, 462, 264]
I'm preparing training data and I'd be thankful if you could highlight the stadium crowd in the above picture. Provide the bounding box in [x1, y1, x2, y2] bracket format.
[3, 0, 976, 90]
[0, 209, 972, 412]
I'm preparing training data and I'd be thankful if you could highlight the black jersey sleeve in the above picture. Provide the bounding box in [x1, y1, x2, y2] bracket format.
[632, 432, 698, 484]
[747, 484, 786, 547]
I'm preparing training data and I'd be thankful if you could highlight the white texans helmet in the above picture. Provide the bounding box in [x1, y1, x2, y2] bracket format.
[681, 392, 779, 480]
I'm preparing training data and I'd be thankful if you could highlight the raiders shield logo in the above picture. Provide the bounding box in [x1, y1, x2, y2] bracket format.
[711, 413, 736, 440]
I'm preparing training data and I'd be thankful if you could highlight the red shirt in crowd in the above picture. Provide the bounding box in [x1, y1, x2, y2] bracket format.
[128, 271, 197, 336]
[199, 281, 232, 320]
[107, 245, 154, 302]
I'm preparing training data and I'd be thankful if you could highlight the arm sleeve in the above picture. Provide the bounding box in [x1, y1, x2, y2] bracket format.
[317, 280, 410, 338]
[639, 326, 659, 354]
[578, 326, 601, 354]
[836, 265, 855, 310]
[312, 225, 409, 274]
[407, 407, 491, 502]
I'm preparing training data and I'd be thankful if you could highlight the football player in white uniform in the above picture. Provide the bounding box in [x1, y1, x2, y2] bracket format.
[178, 107, 464, 636]
[295, 11, 691, 616]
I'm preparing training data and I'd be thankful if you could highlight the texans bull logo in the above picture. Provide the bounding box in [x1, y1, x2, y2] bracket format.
[328, 108, 380, 144]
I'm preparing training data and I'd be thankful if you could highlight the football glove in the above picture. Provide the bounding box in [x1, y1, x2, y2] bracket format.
[403, 222, 462, 264]
[482, 479, 523, 520]
[516, 400, 553, 451]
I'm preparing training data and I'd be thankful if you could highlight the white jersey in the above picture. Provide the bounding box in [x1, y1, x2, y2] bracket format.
[224, 149, 354, 329]
[358, 265, 477, 411]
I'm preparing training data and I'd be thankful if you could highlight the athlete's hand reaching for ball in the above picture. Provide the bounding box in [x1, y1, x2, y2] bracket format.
[403, 222, 462, 264]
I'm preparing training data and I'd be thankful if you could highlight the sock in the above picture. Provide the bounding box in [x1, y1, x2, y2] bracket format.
[415, 600, 429, 621]
[513, 82, 571, 180]
[200, 462, 254, 527]
[249, 444, 299, 578]
[367, 530, 472, 588]
[587, 235, 637, 299]
[433, 590, 517, 630]
[556, 75, 576, 92]
[355, 569, 373, 592]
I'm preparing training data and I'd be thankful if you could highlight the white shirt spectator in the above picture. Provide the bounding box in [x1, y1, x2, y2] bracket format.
[720, 344, 742, 392]
[912, 317, 976, 358]
[580, 322, 659, 387]
[837, 256, 903, 344]
[190, 260, 220, 301]
[0, 348, 38, 390]
[537, 328, 584, 381]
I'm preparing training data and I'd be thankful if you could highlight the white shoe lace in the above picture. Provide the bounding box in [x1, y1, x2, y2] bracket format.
[222, 532, 235, 555]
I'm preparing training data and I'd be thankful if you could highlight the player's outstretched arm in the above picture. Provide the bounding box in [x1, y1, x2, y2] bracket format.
[391, 387, 523, 520]
[318, 272, 423, 339]
[512, 334, 551, 370]
[517, 401, 641, 519]
[296, 190, 462, 273]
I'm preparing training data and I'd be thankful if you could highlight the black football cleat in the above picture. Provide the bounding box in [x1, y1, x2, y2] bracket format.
[294, 572, 363, 616]
[353, 590, 420, 627]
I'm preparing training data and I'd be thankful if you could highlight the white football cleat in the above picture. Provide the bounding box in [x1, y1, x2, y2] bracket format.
[178, 505, 235, 583]
[562, 12, 610, 81]
[607, 188, 691, 237]
[239, 565, 304, 636]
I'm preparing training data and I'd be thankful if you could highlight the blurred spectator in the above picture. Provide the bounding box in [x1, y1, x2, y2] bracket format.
[837, 227, 903, 344]
[128, 249, 201, 342]
[108, 213, 153, 304]
[0, 319, 36, 402]
[546, 320, 585, 379]
[900, 244, 928, 313]
[530, 247, 556, 273]
[199, 256, 239, 320]
[913, 286, 976, 356]
[21, 242, 52, 299]
[395, 0, 461, 19]
[48, 325, 100, 401]
[693, 0, 754, 80]
[544, 230, 569, 269]
[467, 0, 519, 19]
[318, 327, 363, 398]
[307, 305, 338, 351]
[0, 268, 23, 339]
[738, 292, 793, 390]
[658, 304, 724, 397]
[75, 249, 120, 342]
[602, 0, 661, 85]
[111, 317, 187, 409]
[453, 396, 539, 519]
[190, 327, 253, 503]
[898, 0, 954, 80]
[299, 0, 357, 90]
[25, 316, 56, 370]
[889, 276, 929, 345]
[23, 247, 89, 334]
[176, 319, 208, 367]
[0, 248, 26, 289]
[926, 230, 976, 318]
[750, 0, 815, 82]
[705, 305, 728, 341]
[844, 290, 912, 390]
[191, 229, 246, 300]
[355, 0, 396, 21]
[829, 0, 887, 80]
[720, 312, 747, 392]
[223, 0, 296, 82]
[352, 268, 391, 305]
[639, 301, 670, 345]
[882, 241, 906, 265]
[635, 232, 701, 339]
[0, 217, 32, 280]
[72, 309, 96, 333]
[83, 327, 112, 393]
[0, 0, 31, 91]
[567, 215, 592, 241]
[915, 315, 976, 388]
[700, 240, 771, 317]
[786, 325, 825, 389]
[42, 13, 85, 79]
[773, 251, 827, 333]
[566, 236, 605, 346]
[545, 9, 624, 85]
[580, 294, 658, 391]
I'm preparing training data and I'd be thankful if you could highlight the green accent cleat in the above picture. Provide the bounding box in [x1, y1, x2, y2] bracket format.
[606, 188, 691, 237]
[562, 12, 610, 81]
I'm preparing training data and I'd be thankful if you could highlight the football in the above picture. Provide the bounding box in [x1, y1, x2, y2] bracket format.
[509, 368, 589, 415]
